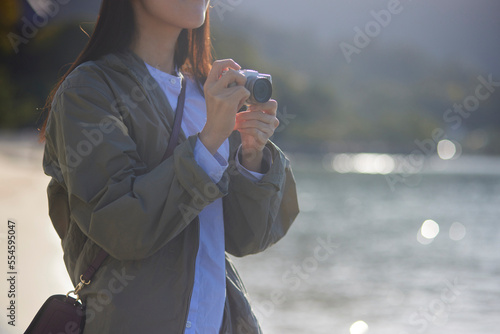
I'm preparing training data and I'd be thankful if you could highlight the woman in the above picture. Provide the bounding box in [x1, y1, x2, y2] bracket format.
[40, 0, 299, 333]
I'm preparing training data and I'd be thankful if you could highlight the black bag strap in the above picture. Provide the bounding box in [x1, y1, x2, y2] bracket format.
[72, 75, 188, 297]
[164, 76, 187, 160]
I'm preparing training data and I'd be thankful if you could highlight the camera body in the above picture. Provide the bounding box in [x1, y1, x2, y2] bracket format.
[227, 69, 273, 105]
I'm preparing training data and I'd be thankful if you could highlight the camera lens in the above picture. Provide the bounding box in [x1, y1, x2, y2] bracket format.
[252, 78, 272, 103]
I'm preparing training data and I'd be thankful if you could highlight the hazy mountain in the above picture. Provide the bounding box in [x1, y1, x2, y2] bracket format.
[211, 0, 500, 76]
[28, 0, 500, 75]
[16, 0, 499, 153]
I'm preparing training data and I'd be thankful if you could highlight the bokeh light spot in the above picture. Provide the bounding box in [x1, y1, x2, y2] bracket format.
[332, 153, 353, 173]
[417, 229, 433, 245]
[449, 222, 466, 241]
[331, 153, 395, 174]
[350, 320, 369, 334]
[437, 140, 457, 160]
[420, 220, 439, 239]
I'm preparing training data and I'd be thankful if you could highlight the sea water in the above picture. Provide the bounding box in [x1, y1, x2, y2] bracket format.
[232, 154, 500, 334]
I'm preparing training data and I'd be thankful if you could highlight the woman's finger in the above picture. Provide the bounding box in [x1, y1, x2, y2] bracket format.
[221, 69, 247, 86]
[205, 59, 241, 85]
[236, 119, 275, 138]
[212, 69, 247, 91]
[235, 119, 273, 131]
[247, 99, 278, 116]
[210, 85, 250, 109]
[236, 110, 277, 126]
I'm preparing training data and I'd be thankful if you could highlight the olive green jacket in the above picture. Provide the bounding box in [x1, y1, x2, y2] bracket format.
[43, 50, 299, 333]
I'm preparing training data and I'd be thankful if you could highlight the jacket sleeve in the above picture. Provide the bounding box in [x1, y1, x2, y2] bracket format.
[223, 133, 299, 257]
[43, 82, 228, 261]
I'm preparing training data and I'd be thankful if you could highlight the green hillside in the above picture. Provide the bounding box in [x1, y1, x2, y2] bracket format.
[2, 18, 499, 155]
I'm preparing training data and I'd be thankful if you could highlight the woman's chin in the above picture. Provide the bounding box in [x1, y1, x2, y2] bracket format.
[185, 1, 209, 27]
[183, 15, 207, 29]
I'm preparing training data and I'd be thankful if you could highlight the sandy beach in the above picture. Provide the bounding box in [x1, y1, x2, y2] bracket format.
[0, 130, 72, 333]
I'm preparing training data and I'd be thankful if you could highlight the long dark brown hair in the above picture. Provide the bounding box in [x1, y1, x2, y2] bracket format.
[39, 0, 212, 140]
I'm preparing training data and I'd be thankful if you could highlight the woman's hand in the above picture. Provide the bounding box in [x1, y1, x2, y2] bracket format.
[235, 100, 280, 173]
[200, 59, 250, 155]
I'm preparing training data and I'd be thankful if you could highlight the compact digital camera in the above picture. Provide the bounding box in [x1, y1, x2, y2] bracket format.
[227, 69, 273, 105]
[239, 70, 272, 105]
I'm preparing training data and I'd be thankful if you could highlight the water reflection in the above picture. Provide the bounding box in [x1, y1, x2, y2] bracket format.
[330, 153, 396, 174]
[417, 219, 440, 244]
[449, 222, 466, 241]
[437, 140, 459, 160]
[421, 220, 440, 239]
[349, 320, 369, 334]
[325, 153, 424, 175]
[298, 192, 316, 212]
[386, 288, 405, 306]
[323, 149, 497, 177]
